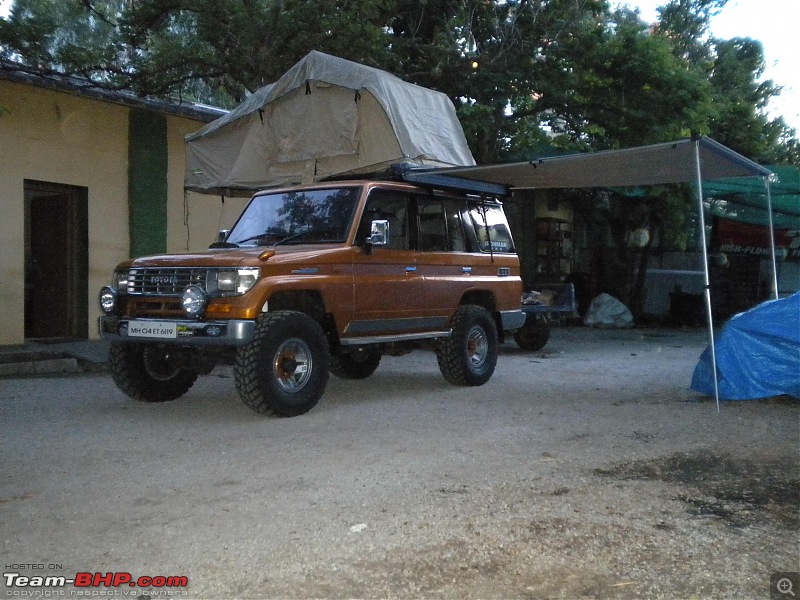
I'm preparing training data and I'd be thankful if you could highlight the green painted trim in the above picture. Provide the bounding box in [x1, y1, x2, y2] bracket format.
[128, 109, 168, 257]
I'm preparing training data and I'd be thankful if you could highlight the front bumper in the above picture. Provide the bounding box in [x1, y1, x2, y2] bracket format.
[99, 317, 256, 346]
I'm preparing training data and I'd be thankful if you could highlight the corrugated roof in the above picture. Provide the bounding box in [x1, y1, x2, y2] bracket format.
[0, 61, 227, 123]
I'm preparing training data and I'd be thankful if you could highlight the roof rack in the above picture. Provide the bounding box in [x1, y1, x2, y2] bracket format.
[398, 170, 509, 198]
[318, 162, 510, 198]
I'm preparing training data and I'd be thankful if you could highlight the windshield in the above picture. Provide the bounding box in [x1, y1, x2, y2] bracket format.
[227, 187, 360, 247]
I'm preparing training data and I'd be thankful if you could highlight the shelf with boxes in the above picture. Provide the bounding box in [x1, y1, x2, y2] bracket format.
[535, 217, 573, 282]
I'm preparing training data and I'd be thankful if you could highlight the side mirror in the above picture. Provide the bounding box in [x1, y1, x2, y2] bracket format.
[367, 220, 389, 247]
[217, 229, 231, 243]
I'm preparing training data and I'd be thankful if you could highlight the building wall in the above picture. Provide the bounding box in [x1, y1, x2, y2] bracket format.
[507, 189, 575, 288]
[129, 108, 169, 257]
[0, 80, 129, 344]
[0, 79, 244, 345]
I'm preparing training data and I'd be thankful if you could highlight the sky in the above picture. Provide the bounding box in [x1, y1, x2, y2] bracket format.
[0, 0, 797, 131]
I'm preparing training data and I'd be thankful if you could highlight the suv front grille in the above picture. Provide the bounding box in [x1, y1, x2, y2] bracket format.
[126, 268, 208, 296]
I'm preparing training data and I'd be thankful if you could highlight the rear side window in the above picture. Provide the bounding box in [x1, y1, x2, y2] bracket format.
[443, 200, 467, 252]
[469, 204, 515, 253]
[417, 198, 448, 251]
[417, 197, 468, 252]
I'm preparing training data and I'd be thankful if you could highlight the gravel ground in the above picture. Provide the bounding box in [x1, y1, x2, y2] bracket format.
[1, 326, 797, 599]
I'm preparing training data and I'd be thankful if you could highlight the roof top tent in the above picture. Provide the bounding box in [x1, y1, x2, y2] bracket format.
[184, 50, 475, 196]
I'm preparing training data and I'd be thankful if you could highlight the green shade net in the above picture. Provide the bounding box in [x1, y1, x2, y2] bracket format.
[702, 165, 800, 229]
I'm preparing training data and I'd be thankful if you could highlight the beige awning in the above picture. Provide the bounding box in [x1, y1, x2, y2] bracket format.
[430, 137, 772, 189]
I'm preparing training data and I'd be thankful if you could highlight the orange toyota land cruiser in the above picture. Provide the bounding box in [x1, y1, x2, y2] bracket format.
[98, 174, 525, 416]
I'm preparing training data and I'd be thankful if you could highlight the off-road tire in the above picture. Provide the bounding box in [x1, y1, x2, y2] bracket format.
[110, 342, 198, 402]
[330, 349, 382, 380]
[436, 305, 498, 386]
[234, 311, 330, 417]
[513, 313, 551, 351]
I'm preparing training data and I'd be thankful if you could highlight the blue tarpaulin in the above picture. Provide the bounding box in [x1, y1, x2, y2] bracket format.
[691, 293, 800, 400]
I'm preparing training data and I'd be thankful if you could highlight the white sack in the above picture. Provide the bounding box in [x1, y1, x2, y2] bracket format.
[584, 293, 635, 328]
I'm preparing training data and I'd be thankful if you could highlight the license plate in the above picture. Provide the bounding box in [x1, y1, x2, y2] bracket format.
[127, 321, 177, 339]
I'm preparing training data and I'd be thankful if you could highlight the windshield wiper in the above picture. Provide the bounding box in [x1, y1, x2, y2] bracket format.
[272, 228, 338, 246]
[229, 232, 281, 246]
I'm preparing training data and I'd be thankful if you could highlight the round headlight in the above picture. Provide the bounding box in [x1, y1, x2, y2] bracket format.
[99, 286, 117, 315]
[182, 285, 207, 317]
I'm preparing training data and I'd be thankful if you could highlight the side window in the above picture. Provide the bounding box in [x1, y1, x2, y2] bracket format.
[443, 199, 467, 252]
[358, 189, 410, 250]
[417, 198, 448, 251]
[469, 204, 515, 253]
[416, 197, 467, 252]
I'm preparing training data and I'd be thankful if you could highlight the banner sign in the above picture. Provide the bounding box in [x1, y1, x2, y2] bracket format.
[714, 218, 800, 260]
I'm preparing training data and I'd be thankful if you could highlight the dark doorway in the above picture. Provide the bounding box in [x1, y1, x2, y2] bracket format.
[25, 181, 89, 340]
[711, 255, 765, 321]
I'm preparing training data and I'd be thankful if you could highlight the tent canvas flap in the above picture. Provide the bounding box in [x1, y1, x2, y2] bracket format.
[264, 84, 359, 162]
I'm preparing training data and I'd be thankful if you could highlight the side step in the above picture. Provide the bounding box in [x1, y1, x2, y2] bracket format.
[339, 330, 451, 346]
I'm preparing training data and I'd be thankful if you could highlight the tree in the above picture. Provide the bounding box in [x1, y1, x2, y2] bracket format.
[566, 0, 797, 319]
[655, 0, 726, 65]
[0, 0, 395, 104]
[540, 6, 713, 319]
[0, 0, 126, 82]
[546, 7, 713, 150]
[2, 0, 797, 318]
[655, 0, 798, 164]
[708, 37, 799, 164]
[2, 0, 796, 163]
[382, 0, 615, 164]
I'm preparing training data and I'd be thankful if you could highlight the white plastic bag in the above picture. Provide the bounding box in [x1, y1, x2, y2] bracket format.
[584, 293, 634, 328]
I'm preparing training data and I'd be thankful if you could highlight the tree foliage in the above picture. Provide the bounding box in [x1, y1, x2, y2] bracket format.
[708, 38, 799, 164]
[1, 0, 796, 164]
[2, 0, 797, 318]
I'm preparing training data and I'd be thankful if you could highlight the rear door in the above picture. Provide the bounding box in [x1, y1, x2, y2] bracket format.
[413, 196, 476, 317]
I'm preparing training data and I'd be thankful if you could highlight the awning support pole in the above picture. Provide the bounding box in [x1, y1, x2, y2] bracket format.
[694, 140, 720, 411]
[763, 177, 779, 299]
